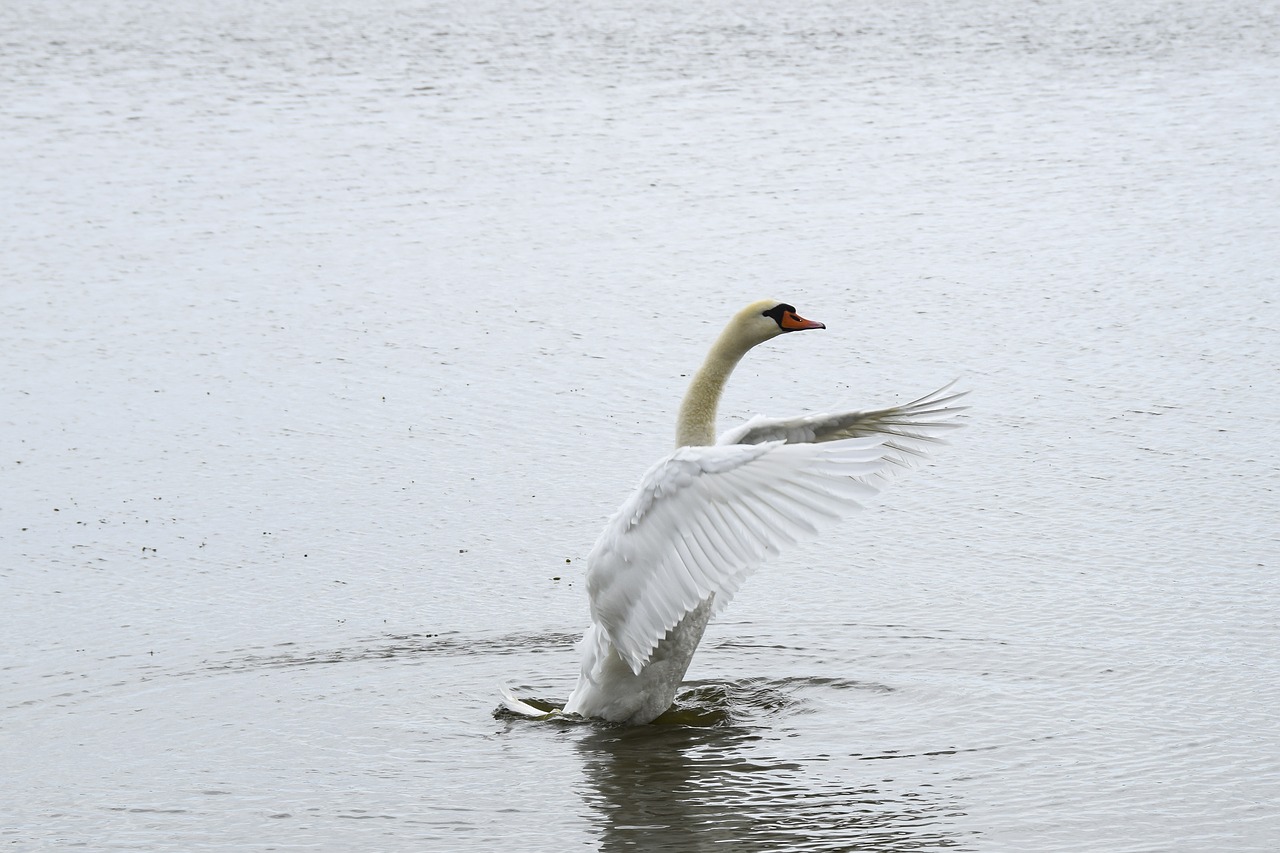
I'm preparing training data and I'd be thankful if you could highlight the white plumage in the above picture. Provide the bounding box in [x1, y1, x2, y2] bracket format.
[502, 300, 967, 725]
[586, 438, 885, 676]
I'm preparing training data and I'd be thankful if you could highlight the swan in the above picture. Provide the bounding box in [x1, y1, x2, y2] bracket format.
[502, 300, 967, 724]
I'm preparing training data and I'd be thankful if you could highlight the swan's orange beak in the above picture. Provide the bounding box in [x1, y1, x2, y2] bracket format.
[780, 310, 825, 331]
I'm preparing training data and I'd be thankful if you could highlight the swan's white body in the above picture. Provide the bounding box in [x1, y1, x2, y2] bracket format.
[502, 300, 967, 725]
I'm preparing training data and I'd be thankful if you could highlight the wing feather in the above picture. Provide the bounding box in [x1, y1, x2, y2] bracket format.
[586, 439, 881, 673]
[716, 381, 969, 483]
[708, 500, 764, 565]
[586, 384, 968, 675]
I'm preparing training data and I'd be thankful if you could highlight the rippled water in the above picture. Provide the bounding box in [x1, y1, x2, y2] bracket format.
[3, 0, 1278, 850]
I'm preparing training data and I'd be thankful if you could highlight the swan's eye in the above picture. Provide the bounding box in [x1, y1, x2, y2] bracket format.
[762, 304, 797, 326]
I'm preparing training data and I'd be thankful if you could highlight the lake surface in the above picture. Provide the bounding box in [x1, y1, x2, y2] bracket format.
[3, 0, 1278, 850]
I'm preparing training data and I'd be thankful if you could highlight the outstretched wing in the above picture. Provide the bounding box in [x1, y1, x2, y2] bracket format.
[586, 437, 887, 675]
[586, 382, 969, 675]
[719, 381, 966, 469]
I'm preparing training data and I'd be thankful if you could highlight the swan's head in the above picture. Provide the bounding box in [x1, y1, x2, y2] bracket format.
[730, 299, 826, 347]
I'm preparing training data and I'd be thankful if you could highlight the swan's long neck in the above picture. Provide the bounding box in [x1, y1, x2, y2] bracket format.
[675, 327, 755, 448]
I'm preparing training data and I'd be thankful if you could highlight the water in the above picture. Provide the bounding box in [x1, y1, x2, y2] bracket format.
[3, 0, 1278, 849]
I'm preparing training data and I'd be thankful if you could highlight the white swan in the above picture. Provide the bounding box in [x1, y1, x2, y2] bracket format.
[503, 300, 967, 724]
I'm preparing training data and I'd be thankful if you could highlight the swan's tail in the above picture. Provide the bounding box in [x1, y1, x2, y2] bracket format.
[499, 685, 559, 718]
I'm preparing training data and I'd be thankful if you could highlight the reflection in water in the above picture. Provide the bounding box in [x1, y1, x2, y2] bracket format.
[567, 685, 966, 852]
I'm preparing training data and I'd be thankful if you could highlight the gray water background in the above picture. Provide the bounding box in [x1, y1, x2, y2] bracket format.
[3, 0, 1278, 850]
